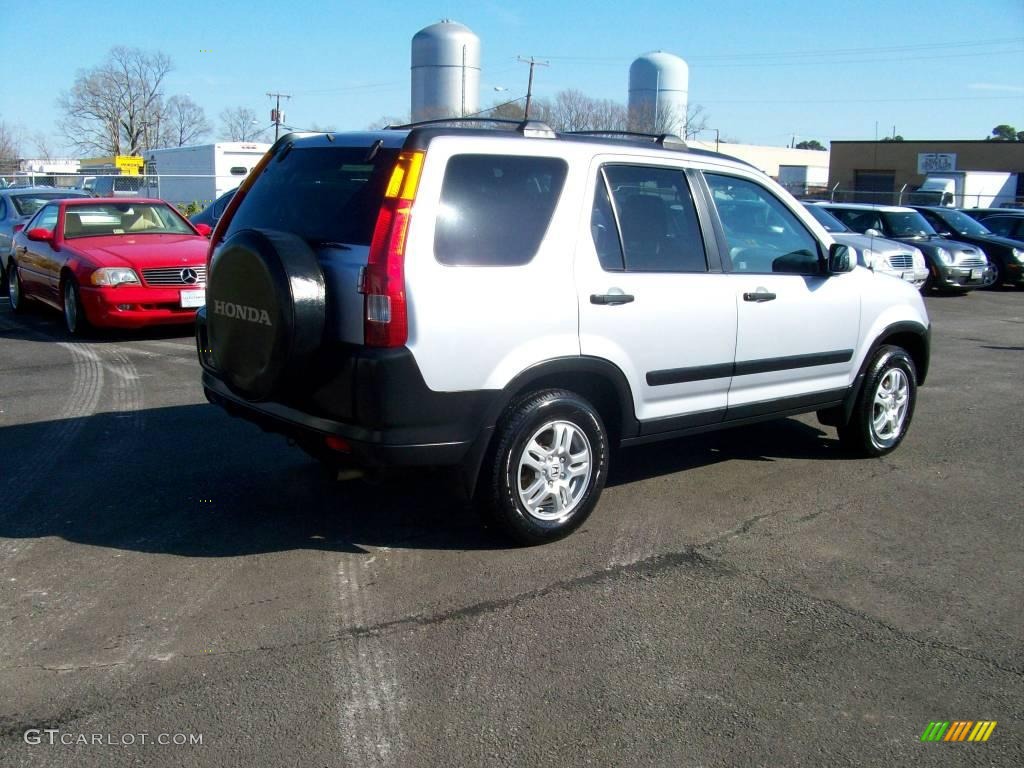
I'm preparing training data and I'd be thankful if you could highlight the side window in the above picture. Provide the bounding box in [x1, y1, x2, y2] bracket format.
[213, 193, 231, 218]
[602, 165, 707, 272]
[982, 217, 1011, 237]
[32, 203, 60, 232]
[919, 210, 946, 233]
[434, 154, 568, 266]
[705, 173, 820, 274]
[591, 172, 623, 271]
[0, 199, 6, 219]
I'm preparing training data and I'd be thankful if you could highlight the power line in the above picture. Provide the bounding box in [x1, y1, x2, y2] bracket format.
[534, 36, 1023, 64]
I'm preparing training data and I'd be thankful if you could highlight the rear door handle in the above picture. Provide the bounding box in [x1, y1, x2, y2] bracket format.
[743, 290, 776, 303]
[590, 292, 634, 306]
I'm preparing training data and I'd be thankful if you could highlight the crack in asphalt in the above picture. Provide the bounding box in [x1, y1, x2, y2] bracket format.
[4, 532, 1021, 682]
[2, 530, 1021, 745]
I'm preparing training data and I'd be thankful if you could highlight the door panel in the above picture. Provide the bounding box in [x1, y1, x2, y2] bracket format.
[729, 273, 859, 410]
[700, 172, 860, 412]
[576, 161, 737, 426]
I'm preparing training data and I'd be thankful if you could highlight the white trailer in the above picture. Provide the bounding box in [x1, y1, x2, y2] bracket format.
[143, 142, 271, 207]
[913, 171, 1018, 209]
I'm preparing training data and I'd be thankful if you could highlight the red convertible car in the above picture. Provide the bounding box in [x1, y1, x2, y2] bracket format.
[7, 198, 212, 334]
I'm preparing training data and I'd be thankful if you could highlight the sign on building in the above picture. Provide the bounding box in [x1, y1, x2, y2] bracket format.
[918, 153, 957, 174]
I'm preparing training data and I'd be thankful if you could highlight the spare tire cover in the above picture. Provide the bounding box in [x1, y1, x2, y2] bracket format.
[207, 229, 325, 401]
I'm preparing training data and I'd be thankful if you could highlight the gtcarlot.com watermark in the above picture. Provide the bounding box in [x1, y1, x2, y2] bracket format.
[24, 729, 203, 746]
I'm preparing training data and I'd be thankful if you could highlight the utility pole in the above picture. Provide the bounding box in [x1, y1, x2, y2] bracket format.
[517, 56, 549, 119]
[266, 92, 292, 141]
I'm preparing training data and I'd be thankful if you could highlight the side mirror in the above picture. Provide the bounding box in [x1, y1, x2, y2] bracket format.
[864, 228, 882, 237]
[26, 227, 54, 243]
[194, 223, 212, 237]
[827, 243, 853, 274]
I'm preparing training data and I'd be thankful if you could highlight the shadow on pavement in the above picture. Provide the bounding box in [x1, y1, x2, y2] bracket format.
[0, 400, 846, 557]
[0, 300, 194, 344]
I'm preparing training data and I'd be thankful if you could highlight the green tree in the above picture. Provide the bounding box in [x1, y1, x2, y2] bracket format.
[881, 135, 904, 142]
[986, 124, 1021, 141]
[795, 139, 826, 151]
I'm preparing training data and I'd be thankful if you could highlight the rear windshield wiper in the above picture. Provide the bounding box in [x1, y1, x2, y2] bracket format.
[308, 239, 352, 250]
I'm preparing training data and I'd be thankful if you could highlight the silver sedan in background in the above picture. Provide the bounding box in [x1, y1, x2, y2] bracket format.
[0, 187, 90, 287]
[803, 202, 928, 288]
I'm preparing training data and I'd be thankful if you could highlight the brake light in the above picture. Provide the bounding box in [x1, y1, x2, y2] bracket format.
[364, 151, 424, 347]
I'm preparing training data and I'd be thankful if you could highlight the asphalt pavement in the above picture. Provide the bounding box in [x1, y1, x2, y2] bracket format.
[0, 289, 1021, 767]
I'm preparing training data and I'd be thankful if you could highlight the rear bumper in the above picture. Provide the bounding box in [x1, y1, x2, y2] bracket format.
[196, 308, 498, 467]
[81, 284, 202, 327]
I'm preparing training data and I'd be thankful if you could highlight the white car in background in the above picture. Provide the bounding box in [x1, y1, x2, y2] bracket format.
[803, 202, 928, 288]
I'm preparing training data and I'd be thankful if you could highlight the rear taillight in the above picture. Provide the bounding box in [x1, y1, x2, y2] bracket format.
[364, 150, 424, 348]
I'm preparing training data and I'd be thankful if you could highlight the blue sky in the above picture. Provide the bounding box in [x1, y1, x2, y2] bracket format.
[2, 0, 1022, 155]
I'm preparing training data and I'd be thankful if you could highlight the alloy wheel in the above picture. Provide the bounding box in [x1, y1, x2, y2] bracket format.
[516, 420, 593, 522]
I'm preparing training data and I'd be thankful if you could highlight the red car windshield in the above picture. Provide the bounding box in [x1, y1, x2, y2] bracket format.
[63, 203, 194, 239]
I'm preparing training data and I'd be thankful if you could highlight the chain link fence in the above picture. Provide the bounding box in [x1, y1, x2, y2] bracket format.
[0, 172, 242, 216]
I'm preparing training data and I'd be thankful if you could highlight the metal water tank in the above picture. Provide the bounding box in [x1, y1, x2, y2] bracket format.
[411, 20, 481, 122]
[628, 51, 689, 135]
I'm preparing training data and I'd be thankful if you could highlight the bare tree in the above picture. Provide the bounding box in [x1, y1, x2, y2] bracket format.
[1, 120, 22, 162]
[220, 107, 268, 141]
[545, 90, 627, 132]
[158, 95, 211, 148]
[683, 103, 710, 140]
[482, 99, 527, 121]
[31, 132, 55, 159]
[0, 120, 21, 178]
[628, 101, 710, 139]
[367, 115, 409, 129]
[58, 47, 173, 156]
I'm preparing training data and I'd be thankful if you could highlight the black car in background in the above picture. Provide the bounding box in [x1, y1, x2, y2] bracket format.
[963, 210, 1024, 241]
[189, 188, 237, 232]
[910, 206, 1024, 288]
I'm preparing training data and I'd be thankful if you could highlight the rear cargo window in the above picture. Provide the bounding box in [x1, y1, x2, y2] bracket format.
[434, 154, 568, 266]
[223, 146, 398, 247]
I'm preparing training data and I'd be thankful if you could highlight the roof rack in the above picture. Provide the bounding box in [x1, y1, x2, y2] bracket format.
[386, 117, 556, 138]
[563, 130, 688, 150]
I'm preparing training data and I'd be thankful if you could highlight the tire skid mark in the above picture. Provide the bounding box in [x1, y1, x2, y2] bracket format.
[1, 341, 104, 523]
[332, 555, 405, 766]
[609, 487, 666, 567]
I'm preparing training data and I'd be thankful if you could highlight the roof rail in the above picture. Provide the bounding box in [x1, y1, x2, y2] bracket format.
[386, 117, 556, 138]
[563, 130, 688, 150]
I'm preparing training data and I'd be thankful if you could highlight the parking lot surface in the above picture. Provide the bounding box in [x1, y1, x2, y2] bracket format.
[1, 291, 1021, 767]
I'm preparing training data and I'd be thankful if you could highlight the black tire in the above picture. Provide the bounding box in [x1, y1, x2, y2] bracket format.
[62, 277, 90, 336]
[7, 259, 26, 314]
[838, 345, 917, 457]
[479, 389, 609, 545]
[984, 261, 1003, 290]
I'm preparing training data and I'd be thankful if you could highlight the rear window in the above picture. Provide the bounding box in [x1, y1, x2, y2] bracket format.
[434, 154, 568, 266]
[12, 193, 83, 217]
[223, 146, 398, 247]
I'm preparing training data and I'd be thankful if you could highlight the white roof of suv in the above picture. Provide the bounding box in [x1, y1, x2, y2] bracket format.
[814, 202, 916, 213]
